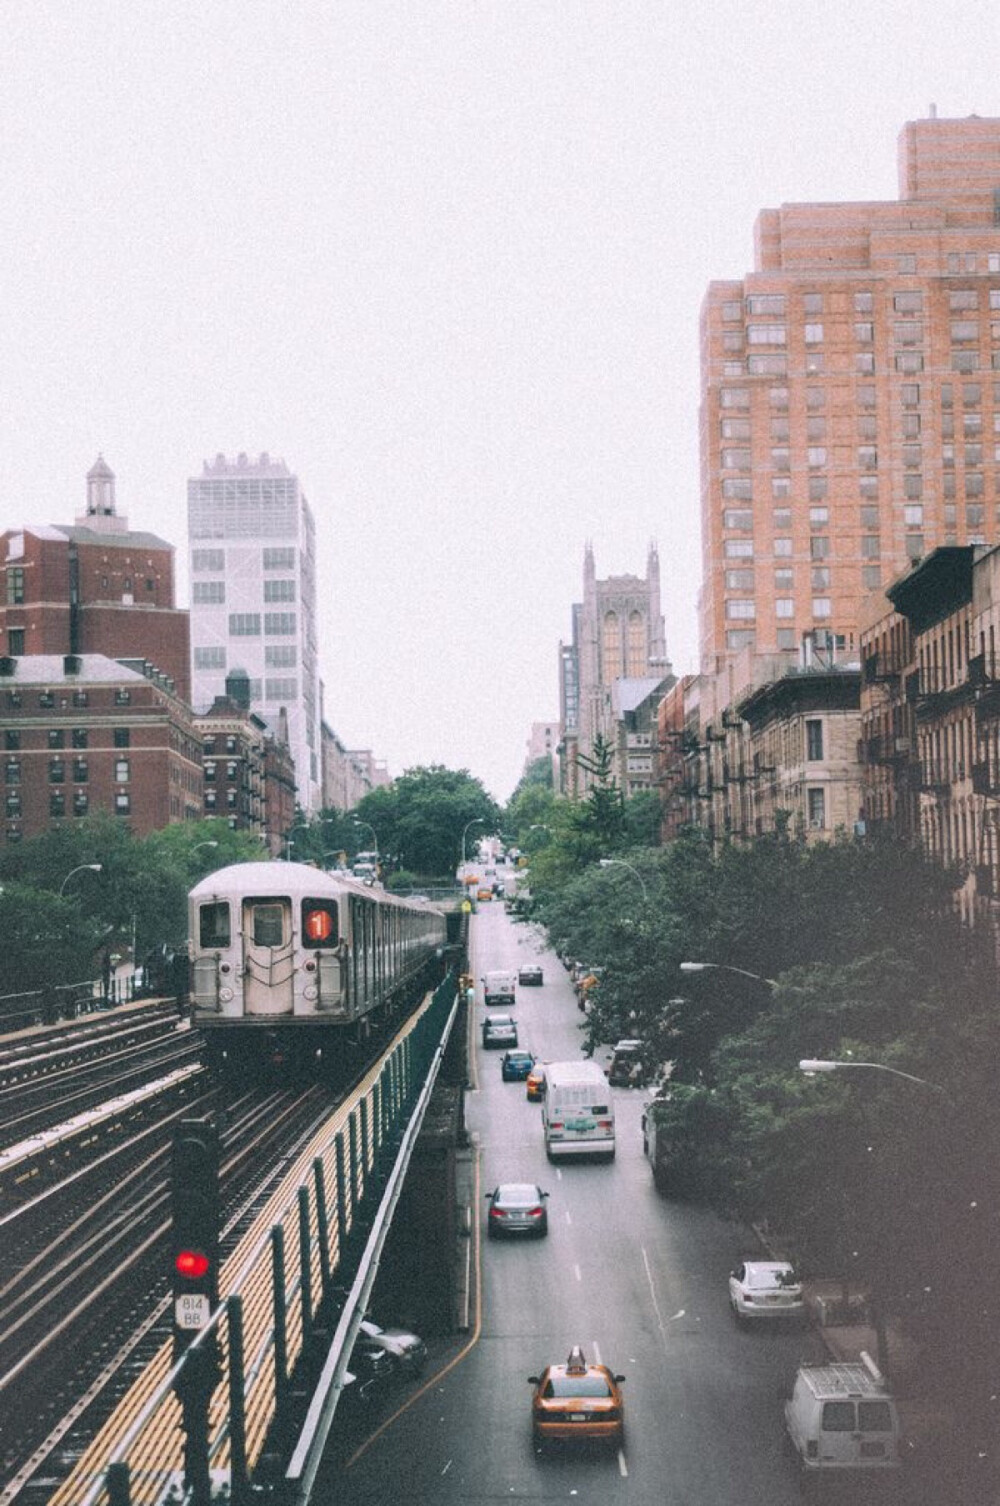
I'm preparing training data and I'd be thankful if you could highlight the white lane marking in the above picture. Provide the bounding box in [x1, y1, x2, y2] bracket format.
[564, 1210, 572, 1224]
[555, 1167, 563, 1180]
[573, 1263, 582, 1282]
[642, 1245, 670, 1344]
[618, 1449, 628, 1476]
[593, 1340, 602, 1364]
[441, 1459, 452, 1475]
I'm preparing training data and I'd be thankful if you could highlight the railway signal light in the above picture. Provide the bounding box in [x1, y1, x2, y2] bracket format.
[171, 1117, 220, 1356]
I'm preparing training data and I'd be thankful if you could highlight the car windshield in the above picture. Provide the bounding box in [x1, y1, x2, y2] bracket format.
[747, 1266, 794, 1288]
[544, 1374, 612, 1398]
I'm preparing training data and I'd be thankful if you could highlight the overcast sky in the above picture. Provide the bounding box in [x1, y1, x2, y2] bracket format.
[2, 2, 999, 803]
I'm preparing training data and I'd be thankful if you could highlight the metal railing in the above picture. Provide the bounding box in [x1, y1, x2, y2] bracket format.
[58, 969, 459, 1506]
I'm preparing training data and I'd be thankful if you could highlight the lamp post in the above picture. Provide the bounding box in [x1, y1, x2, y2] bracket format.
[679, 960, 778, 988]
[352, 819, 379, 857]
[59, 863, 103, 897]
[598, 857, 648, 903]
[799, 1058, 950, 1099]
[461, 818, 485, 866]
[192, 841, 219, 858]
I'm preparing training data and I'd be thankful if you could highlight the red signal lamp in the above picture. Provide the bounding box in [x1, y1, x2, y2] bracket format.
[175, 1248, 211, 1279]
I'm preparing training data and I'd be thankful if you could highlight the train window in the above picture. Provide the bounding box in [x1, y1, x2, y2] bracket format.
[199, 901, 231, 949]
[302, 900, 338, 948]
[252, 903, 286, 947]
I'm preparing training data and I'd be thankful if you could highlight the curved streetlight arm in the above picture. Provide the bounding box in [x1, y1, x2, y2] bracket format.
[799, 1059, 950, 1098]
[59, 863, 103, 897]
[679, 960, 777, 988]
[192, 841, 219, 855]
[598, 858, 648, 903]
[461, 818, 485, 865]
[352, 818, 379, 854]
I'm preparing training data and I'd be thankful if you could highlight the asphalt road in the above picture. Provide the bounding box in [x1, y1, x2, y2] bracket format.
[328, 897, 829, 1504]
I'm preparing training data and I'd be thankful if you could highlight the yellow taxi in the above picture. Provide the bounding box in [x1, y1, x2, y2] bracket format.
[527, 1346, 625, 1447]
[525, 1063, 547, 1102]
[476, 887, 493, 901]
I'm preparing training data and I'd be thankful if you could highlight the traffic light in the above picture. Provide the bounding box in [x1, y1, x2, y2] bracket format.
[171, 1117, 220, 1357]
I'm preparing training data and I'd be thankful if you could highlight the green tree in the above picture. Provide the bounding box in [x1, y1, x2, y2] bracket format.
[356, 766, 501, 877]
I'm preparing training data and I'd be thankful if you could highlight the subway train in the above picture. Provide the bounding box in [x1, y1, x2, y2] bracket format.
[187, 861, 447, 1070]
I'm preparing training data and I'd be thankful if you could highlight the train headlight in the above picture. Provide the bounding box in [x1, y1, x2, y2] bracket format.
[303, 984, 318, 1001]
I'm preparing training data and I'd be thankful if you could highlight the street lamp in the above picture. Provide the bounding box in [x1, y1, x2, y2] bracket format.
[59, 863, 103, 897]
[461, 818, 485, 866]
[192, 841, 219, 857]
[352, 818, 379, 856]
[679, 960, 778, 988]
[598, 858, 648, 902]
[799, 1059, 950, 1098]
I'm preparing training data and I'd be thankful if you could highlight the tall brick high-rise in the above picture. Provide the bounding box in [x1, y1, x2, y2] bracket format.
[699, 113, 1000, 671]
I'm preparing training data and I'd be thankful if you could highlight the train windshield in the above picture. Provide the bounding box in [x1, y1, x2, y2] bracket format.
[199, 901, 231, 949]
[252, 903, 286, 947]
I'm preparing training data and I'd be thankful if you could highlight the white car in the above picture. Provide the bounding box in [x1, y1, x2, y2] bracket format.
[728, 1260, 805, 1324]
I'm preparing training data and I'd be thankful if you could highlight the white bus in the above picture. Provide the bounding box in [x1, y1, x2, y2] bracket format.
[541, 1060, 615, 1160]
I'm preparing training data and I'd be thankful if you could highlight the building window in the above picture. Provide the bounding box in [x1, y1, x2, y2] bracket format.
[5, 691, 21, 708]
[48, 729, 65, 749]
[769, 386, 789, 410]
[73, 758, 88, 782]
[811, 567, 831, 589]
[810, 538, 830, 560]
[808, 787, 827, 828]
[772, 476, 791, 499]
[773, 508, 792, 531]
[746, 295, 786, 315]
[775, 598, 794, 618]
[902, 412, 921, 438]
[895, 353, 924, 373]
[906, 535, 924, 560]
[901, 383, 921, 406]
[953, 351, 980, 372]
[859, 476, 879, 499]
[192, 549, 225, 571]
[195, 646, 226, 669]
[854, 322, 874, 343]
[862, 565, 882, 590]
[725, 600, 756, 620]
[4, 730, 19, 750]
[264, 612, 297, 635]
[860, 505, 879, 527]
[951, 320, 980, 343]
[776, 629, 796, 650]
[722, 447, 752, 469]
[5, 793, 20, 817]
[723, 479, 753, 500]
[721, 299, 743, 320]
[774, 538, 793, 557]
[39, 691, 54, 708]
[50, 792, 65, 817]
[774, 568, 793, 590]
[74, 792, 89, 816]
[771, 448, 790, 471]
[7, 629, 24, 656]
[858, 385, 876, 409]
[263, 579, 296, 603]
[856, 353, 875, 374]
[6, 567, 24, 605]
[808, 477, 828, 501]
[204, 761, 216, 782]
[113, 728, 130, 748]
[804, 323, 824, 344]
[115, 759, 130, 783]
[809, 507, 829, 529]
[720, 387, 750, 408]
[193, 581, 226, 604]
[861, 535, 881, 558]
[229, 613, 261, 636]
[263, 547, 296, 569]
[747, 354, 787, 376]
[5, 760, 20, 784]
[951, 290, 979, 311]
[812, 598, 831, 618]
[858, 446, 878, 470]
[725, 569, 755, 590]
[807, 447, 827, 468]
[724, 539, 754, 559]
[806, 720, 824, 761]
[72, 690, 88, 707]
[72, 728, 88, 748]
[902, 445, 922, 468]
[722, 418, 752, 440]
[747, 325, 787, 346]
[264, 677, 299, 700]
[115, 793, 131, 815]
[855, 291, 874, 314]
[114, 689, 131, 705]
[727, 629, 756, 650]
[770, 417, 790, 442]
[803, 293, 823, 315]
[49, 759, 65, 783]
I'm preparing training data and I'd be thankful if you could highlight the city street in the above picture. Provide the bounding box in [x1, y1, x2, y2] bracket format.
[333, 897, 826, 1504]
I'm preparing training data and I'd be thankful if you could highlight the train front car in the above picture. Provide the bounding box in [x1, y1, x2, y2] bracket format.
[188, 861, 446, 1073]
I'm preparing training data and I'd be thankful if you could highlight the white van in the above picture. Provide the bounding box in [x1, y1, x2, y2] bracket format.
[542, 1060, 615, 1160]
[482, 969, 516, 1006]
[783, 1355, 901, 1476]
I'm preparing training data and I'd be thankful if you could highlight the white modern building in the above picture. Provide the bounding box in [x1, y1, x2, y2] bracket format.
[187, 452, 321, 812]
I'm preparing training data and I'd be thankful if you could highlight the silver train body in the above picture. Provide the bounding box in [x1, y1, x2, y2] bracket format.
[188, 861, 447, 1065]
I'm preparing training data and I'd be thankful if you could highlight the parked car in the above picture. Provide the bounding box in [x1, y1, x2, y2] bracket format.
[358, 1317, 427, 1376]
[486, 1182, 549, 1238]
[518, 964, 544, 986]
[528, 1345, 625, 1447]
[483, 1013, 518, 1049]
[606, 1039, 645, 1087]
[501, 1049, 535, 1081]
[729, 1260, 805, 1324]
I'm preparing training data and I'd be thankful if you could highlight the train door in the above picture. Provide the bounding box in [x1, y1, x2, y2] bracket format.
[242, 896, 295, 1015]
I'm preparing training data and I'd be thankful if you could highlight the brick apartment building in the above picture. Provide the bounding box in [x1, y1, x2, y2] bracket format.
[0, 458, 190, 702]
[1, 654, 202, 843]
[195, 671, 297, 854]
[699, 113, 1000, 674]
